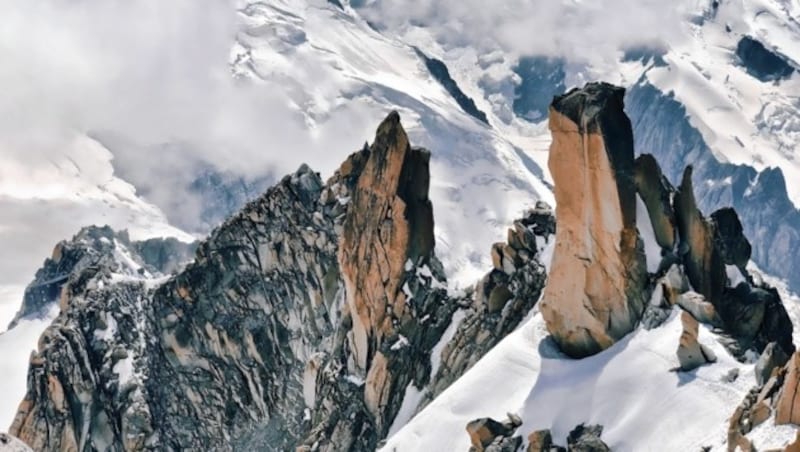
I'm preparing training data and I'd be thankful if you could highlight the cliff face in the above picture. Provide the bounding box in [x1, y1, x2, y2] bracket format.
[539, 82, 647, 358]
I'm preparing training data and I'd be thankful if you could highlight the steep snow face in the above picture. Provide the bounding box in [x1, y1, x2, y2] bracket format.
[232, 0, 552, 287]
[0, 134, 192, 328]
[384, 307, 797, 451]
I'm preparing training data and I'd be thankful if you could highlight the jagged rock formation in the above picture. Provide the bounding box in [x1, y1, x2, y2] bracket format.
[540, 82, 647, 358]
[421, 202, 553, 406]
[728, 347, 794, 450]
[8, 226, 196, 329]
[672, 167, 794, 357]
[11, 112, 547, 452]
[674, 165, 726, 304]
[302, 112, 458, 449]
[8, 85, 799, 451]
[627, 81, 800, 298]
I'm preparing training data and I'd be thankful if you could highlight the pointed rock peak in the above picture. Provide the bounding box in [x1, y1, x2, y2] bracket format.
[339, 111, 437, 378]
[370, 110, 405, 161]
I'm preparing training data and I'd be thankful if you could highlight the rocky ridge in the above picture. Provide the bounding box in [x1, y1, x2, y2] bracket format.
[462, 82, 797, 450]
[7, 112, 552, 451]
[7, 83, 800, 452]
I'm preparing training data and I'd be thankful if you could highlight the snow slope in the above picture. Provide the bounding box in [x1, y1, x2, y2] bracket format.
[384, 305, 798, 451]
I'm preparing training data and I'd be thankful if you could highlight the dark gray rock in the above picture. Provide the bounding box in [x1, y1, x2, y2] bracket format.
[627, 81, 800, 297]
[416, 49, 489, 125]
[735, 36, 795, 82]
[8, 226, 195, 330]
[566, 424, 610, 452]
[710, 208, 751, 271]
[634, 153, 676, 250]
[755, 342, 790, 386]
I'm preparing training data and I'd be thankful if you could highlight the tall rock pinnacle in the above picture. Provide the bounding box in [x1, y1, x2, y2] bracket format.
[339, 111, 435, 374]
[539, 82, 647, 358]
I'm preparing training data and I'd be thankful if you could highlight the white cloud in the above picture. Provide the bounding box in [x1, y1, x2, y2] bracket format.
[356, 0, 699, 65]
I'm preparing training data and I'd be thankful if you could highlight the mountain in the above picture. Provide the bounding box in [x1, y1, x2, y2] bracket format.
[2, 0, 800, 451]
[353, 0, 800, 296]
[5, 83, 800, 451]
[5, 112, 550, 451]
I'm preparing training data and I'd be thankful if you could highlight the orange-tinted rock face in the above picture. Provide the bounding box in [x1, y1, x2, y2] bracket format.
[539, 83, 647, 358]
[776, 351, 800, 425]
[339, 111, 434, 373]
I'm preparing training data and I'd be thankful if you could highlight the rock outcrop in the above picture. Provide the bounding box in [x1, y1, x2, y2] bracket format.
[728, 342, 799, 449]
[676, 311, 717, 371]
[634, 153, 676, 250]
[465, 414, 522, 452]
[524, 424, 608, 452]
[540, 82, 647, 358]
[566, 424, 610, 452]
[10, 112, 545, 452]
[674, 165, 726, 304]
[422, 203, 552, 406]
[7, 226, 196, 329]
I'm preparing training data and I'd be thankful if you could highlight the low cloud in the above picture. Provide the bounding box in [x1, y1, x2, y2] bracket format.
[356, 0, 696, 66]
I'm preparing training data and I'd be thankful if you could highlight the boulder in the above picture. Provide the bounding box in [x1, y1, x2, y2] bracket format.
[755, 342, 790, 386]
[466, 415, 520, 451]
[718, 283, 794, 355]
[675, 291, 718, 325]
[527, 429, 566, 452]
[677, 311, 717, 371]
[540, 82, 648, 358]
[566, 424, 610, 452]
[634, 153, 676, 250]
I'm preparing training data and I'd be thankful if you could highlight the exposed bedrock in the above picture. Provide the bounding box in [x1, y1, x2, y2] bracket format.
[634, 153, 676, 250]
[540, 82, 648, 358]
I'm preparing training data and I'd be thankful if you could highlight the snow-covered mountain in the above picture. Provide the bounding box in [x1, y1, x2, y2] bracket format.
[352, 0, 800, 294]
[2, 0, 800, 451]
